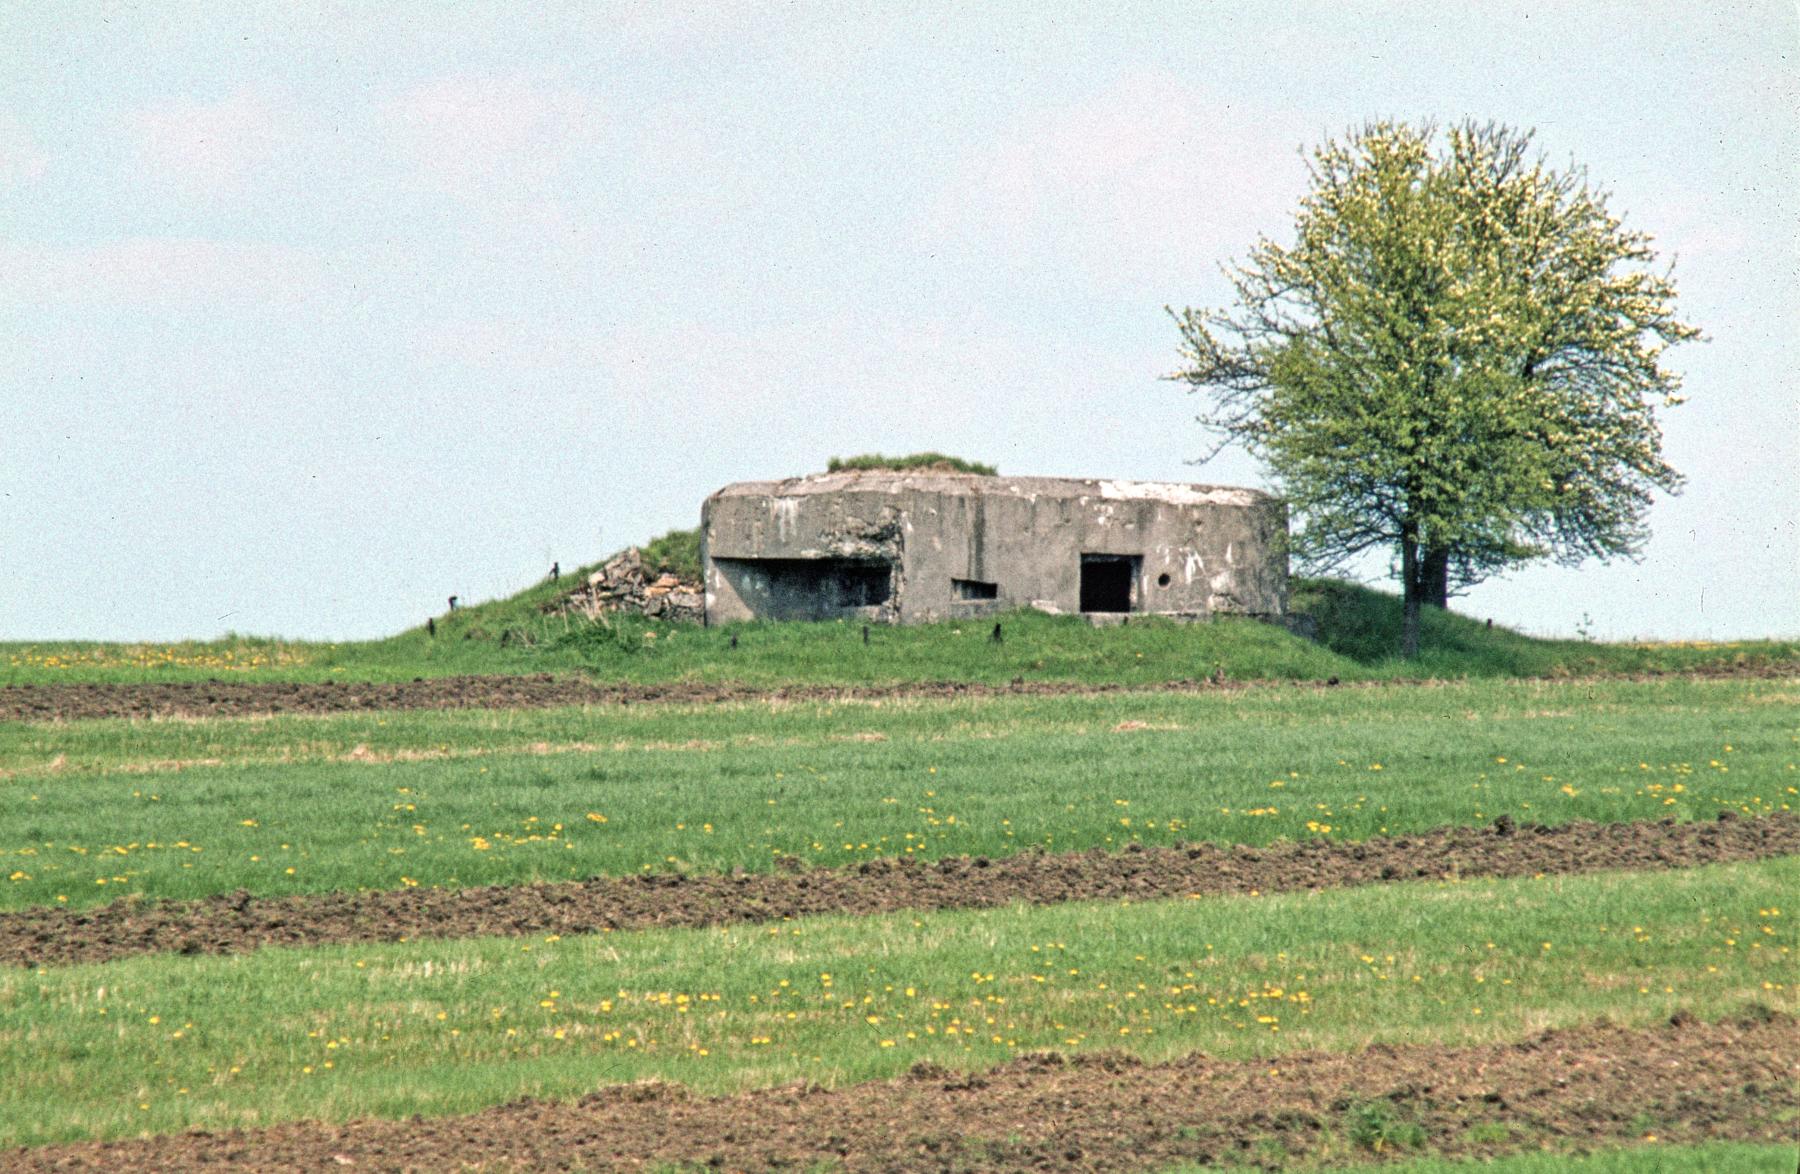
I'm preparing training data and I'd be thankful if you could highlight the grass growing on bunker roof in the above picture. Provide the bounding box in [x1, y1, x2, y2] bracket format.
[825, 452, 998, 475]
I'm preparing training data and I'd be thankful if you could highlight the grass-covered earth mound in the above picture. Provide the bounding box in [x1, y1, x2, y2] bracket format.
[5, 574, 1794, 688]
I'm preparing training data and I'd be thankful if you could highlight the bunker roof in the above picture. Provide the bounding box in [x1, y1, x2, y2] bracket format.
[709, 471, 1276, 508]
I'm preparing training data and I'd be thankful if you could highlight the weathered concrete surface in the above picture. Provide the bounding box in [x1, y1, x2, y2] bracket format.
[703, 472, 1286, 625]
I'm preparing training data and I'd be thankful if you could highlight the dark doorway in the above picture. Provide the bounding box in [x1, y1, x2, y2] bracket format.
[1079, 554, 1138, 613]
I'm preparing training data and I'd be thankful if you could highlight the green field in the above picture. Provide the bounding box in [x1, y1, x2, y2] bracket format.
[3, 677, 1793, 910]
[3, 579, 1797, 1167]
[3, 859, 1793, 1146]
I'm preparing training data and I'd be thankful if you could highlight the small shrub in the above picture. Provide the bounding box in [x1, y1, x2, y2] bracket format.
[1346, 1099, 1425, 1153]
[1462, 1121, 1512, 1145]
[550, 615, 649, 658]
[827, 452, 997, 476]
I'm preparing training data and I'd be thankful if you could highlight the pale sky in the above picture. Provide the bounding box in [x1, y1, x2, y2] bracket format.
[2, 2, 1795, 642]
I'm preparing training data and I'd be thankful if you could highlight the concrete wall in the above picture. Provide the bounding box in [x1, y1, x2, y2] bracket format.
[702, 472, 1286, 625]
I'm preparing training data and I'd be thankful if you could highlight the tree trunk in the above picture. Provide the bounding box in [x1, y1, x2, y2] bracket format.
[1400, 533, 1422, 659]
[1422, 546, 1451, 610]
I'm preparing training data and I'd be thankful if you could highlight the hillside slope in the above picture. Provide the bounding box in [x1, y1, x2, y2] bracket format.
[4, 565, 1794, 687]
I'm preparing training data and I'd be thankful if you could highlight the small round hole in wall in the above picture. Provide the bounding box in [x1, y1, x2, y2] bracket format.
[1156, 572, 1171, 588]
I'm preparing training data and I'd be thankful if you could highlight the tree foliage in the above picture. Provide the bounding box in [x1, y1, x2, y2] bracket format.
[1169, 121, 1697, 655]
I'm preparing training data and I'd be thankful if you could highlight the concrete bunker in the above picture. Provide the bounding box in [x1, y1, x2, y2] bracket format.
[702, 471, 1286, 626]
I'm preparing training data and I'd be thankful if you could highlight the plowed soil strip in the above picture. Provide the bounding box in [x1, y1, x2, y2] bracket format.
[7, 812, 1795, 969]
[8, 1011, 1794, 1172]
[7, 662, 1797, 723]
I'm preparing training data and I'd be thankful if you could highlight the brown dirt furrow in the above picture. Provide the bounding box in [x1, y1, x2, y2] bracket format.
[5, 812, 1795, 969]
[5, 661, 1797, 723]
[6, 1010, 1795, 1172]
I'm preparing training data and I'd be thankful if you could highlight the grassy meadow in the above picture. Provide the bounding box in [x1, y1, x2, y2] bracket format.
[2, 859, 1792, 1145]
[2, 575, 1796, 1166]
[1, 677, 1794, 910]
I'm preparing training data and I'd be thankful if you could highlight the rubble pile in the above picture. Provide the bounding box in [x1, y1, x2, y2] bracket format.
[550, 548, 704, 623]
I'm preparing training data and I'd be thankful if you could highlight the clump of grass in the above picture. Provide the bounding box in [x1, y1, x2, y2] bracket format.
[638, 528, 702, 582]
[1347, 1098, 1426, 1153]
[548, 612, 653, 657]
[826, 452, 997, 476]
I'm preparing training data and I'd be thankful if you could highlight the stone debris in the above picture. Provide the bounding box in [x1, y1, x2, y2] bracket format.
[548, 548, 703, 623]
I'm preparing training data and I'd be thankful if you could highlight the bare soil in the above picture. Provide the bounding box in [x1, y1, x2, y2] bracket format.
[6, 1010, 1794, 1172]
[5, 812, 1794, 969]
[4, 662, 1796, 723]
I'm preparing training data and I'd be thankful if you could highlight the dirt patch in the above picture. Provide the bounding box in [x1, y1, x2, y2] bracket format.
[6, 1010, 1794, 1172]
[5, 812, 1794, 970]
[0, 674, 618, 723]
[0, 674, 1230, 723]
[4, 662, 1797, 724]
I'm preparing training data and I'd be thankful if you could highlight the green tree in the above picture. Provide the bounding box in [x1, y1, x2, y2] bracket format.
[1169, 121, 1697, 657]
